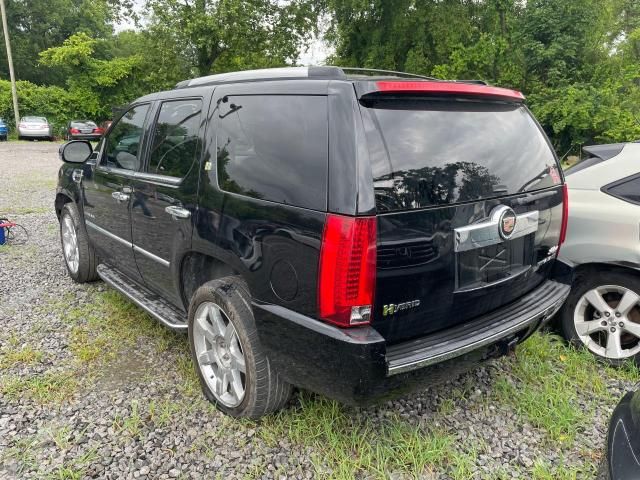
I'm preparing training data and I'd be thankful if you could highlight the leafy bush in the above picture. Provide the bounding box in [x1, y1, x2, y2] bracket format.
[0, 80, 108, 136]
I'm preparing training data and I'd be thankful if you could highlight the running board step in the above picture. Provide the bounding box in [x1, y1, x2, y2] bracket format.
[97, 264, 188, 330]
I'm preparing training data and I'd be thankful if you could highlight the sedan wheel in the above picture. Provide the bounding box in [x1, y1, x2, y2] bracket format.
[61, 213, 80, 274]
[192, 301, 246, 408]
[573, 284, 640, 360]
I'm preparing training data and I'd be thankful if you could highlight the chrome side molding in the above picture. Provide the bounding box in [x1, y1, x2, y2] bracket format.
[86, 220, 170, 267]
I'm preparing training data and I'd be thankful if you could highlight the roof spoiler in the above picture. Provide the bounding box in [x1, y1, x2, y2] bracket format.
[360, 80, 525, 102]
[582, 143, 626, 161]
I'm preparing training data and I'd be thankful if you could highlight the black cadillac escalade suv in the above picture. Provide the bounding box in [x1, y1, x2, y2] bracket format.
[55, 66, 572, 418]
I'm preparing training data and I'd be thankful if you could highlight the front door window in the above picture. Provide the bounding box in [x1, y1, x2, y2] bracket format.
[102, 104, 150, 171]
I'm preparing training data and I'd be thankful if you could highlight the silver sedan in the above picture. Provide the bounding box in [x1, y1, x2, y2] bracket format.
[18, 116, 54, 141]
[558, 141, 640, 365]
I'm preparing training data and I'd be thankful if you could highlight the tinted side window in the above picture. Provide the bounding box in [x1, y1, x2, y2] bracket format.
[606, 175, 640, 205]
[148, 99, 203, 177]
[216, 95, 328, 210]
[102, 104, 150, 171]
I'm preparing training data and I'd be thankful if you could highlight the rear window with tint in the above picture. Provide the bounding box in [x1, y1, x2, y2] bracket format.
[215, 95, 328, 210]
[23, 117, 47, 123]
[362, 98, 559, 212]
[71, 121, 97, 128]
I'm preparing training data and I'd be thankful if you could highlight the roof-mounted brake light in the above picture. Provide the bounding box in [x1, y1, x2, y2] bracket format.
[375, 81, 525, 101]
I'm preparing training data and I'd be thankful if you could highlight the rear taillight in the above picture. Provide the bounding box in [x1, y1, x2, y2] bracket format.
[93, 127, 104, 134]
[557, 184, 569, 253]
[40, 124, 48, 129]
[318, 214, 376, 327]
[19, 123, 25, 128]
[70, 128, 80, 134]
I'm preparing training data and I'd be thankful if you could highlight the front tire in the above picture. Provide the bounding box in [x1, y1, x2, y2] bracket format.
[59, 203, 99, 283]
[188, 278, 292, 418]
[559, 270, 640, 365]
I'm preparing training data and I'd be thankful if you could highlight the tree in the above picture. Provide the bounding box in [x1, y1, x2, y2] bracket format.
[39, 32, 141, 119]
[145, 0, 320, 76]
[0, 0, 132, 85]
[325, 0, 640, 153]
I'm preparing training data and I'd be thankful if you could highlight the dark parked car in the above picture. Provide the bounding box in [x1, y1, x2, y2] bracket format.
[65, 120, 104, 141]
[599, 388, 640, 479]
[0, 118, 7, 141]
[55, 66, 572, 418]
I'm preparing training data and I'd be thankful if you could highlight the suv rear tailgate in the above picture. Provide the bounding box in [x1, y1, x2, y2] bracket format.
[358, 88, 564, 343]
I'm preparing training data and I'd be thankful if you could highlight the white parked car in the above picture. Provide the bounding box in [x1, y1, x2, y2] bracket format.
[558, 141, 640, 365]
[18, 116, 54, 141]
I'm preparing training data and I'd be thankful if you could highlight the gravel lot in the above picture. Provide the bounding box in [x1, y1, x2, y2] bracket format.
[0, 142, 635, 479]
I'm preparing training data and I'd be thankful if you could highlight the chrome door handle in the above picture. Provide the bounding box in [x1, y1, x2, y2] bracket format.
[111, 191, 130, 202]
[165, 205, 191, 219]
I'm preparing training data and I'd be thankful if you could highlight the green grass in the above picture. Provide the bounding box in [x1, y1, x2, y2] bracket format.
[259, 393, 456, 479]
[112, 400, 143, 438]
[494, 333, 640, 444]
[0, 371, 77, 403]
[1, 436, 40, 474]
[148, 399, 185, 428]
[46, 425, 73, 450]
[44, 448, 99, 480]
[0, 344, 44, 369]
[3, 206, 50, 215]
[249, 332, 635, 478]
[58, 290, 183, 373]
[0, 243, 38, 259]
[531, 459, 591, 479]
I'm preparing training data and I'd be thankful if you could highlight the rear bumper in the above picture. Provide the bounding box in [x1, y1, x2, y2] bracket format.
[69, 134, 101, 141]
[386, 277, 569, 375]
[254, 260, 572, 405]
[19, 128, 50, 137]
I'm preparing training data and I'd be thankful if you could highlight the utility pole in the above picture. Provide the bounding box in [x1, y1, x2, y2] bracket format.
[0, 0, 19, 129]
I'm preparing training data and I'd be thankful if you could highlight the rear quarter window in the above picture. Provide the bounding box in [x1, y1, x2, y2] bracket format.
[604, 174, 640, 205]
[215, 95, 328, 211]
[362, 98, 560, 212]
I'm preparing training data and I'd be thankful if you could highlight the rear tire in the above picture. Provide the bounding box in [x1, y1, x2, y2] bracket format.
[559, 270, 640, 366]
[188, 277, 292, 418]
[59, 202, 99, 283]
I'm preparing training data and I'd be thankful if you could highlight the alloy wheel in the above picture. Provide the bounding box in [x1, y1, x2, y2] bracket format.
[61, 214, 80, 274]
[574, 284, 640, 359]
[192, 302, 247, 407]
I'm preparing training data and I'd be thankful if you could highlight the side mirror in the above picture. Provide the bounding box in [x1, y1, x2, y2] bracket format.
[59, 140, 93, 163]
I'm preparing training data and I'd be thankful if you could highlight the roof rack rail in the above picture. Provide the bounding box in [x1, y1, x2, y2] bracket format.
[173, 65, 488, 90]
[175, 66, 346, 89]
[339, 67, 438, 81]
